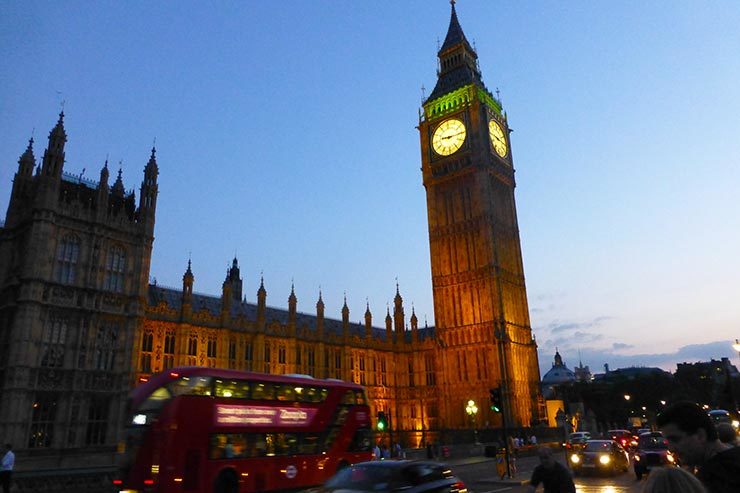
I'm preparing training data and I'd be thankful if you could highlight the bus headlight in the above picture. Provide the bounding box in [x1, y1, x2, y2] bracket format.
[133, 414, 147, 425]
[732, 420, 739, 429]
[570, 454, 580, 464]
[599, 455, 611, 465]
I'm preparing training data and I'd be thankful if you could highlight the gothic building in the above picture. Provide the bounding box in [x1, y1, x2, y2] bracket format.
[0, 3, 542, 472]
[0, 112, 158, 470]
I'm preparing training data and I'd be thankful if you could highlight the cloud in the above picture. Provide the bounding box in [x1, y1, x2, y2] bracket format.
[544, 316, 615, 334]
[612, 342, 634, 350]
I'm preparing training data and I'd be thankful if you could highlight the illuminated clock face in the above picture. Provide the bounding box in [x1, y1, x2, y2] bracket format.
[488, 120, 508, 158]
[432, 118, 467, 156]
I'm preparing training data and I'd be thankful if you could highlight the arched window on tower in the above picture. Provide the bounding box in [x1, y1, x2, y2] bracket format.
[140, 330, 153, 373]
[94, 324, 118, 370]
[40, 315, 68, 368]
[163, 331, 175, 369]
[187, 333, 198, 366]
[55, 235, 80, 284]
[104, 246, 126, 292]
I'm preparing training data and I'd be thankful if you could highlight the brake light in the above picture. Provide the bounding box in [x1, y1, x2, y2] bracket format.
[112, 479, 123, 485]
[452, 480, 468, 492]
[170, 372, 179, 378]
[144, 479, 155, 485]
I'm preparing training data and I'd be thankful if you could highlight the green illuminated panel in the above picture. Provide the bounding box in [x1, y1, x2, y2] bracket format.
[423, 85, 502, 121]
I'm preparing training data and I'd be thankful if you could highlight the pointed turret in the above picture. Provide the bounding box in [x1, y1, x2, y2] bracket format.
[288, 282, 297, 326]
[316, 290, 325, 338]
[393, 282, 405, 336]
[426, 1, 486, 103]
[41, 111, 67, 178]
[341, 294, 350, 336]
[17, 137, 35, 177]
[257, 276, 267, 327]
[139, 146, 159, 223]
[364, 301, 373, 338]
[112, 167, 125, 197]
[385, 305, 393, 343]
[181, 259, 194, 319]
[410, 305, 419, 343]
[224, 256, 243, 302]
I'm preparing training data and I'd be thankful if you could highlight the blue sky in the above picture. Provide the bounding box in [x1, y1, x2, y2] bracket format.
[2, 1, 739, 375]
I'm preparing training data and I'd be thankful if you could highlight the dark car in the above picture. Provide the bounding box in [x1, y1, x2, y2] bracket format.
[633, 431, 677, 479]
[569, 440, 630, 476]
[564, 432, 591, 451]
[311, 460, 468, 493]
[608, 429, 637, 450]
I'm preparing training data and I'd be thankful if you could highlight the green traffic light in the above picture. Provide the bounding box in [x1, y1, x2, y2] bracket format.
[377, 422, 385, 431]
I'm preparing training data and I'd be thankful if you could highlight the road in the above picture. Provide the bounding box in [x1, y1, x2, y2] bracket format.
[450, 451, 644, 493]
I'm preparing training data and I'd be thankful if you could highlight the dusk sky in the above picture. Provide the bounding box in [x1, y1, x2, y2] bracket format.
[2, 1, 739, 376]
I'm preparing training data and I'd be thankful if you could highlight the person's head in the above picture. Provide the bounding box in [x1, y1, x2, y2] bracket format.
[641, 466, 707, 493]
[656, 402, 718, 466]
[536, 446, 556, 469]
[715, 422, 737, 445]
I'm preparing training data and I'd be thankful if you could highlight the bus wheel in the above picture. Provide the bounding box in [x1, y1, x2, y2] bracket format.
[337, 460, 350, 472]
[214, 469, 239, 493]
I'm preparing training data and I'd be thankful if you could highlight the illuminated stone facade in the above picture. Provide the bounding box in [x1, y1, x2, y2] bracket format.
[417, 3, 543, 428]
[0, 3, 542, 471]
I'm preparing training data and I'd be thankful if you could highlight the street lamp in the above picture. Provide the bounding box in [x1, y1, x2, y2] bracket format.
[465, 399, 479, 444]
[624, 394, 631, 401]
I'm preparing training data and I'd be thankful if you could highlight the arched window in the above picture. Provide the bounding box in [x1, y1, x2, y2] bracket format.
[55, 235, 80, 284]
[104, 246, 126, 292]
[40, 315, 68, 367]
[140, 330, 153, 373]
[94, 324, 117, 370]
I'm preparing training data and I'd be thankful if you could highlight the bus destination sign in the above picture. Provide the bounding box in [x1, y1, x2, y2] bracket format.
[215, 404, 318, 427]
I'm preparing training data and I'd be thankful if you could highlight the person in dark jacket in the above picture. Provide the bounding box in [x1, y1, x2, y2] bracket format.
[657, 401, 740, 493]
[527, 447, 575, 493]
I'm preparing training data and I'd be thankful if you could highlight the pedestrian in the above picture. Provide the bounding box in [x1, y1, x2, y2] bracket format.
[527, 447, 575, 493]
[530, 434, 538, 445]
[641, 465, 707, 493]
[0, 444, 14, 493]
[373, 443, 381, 461]
[394, 442, 402, 458]
[715, 423, 737, 446]
[657, 401, 740, 493]
[381, 444, 390, 460]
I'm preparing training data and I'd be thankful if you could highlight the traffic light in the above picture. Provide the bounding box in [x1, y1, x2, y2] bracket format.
[490, 387, 502, 413]
[377, 411, 388, 431]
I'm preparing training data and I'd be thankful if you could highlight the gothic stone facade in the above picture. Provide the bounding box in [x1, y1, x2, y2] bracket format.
[0, 4, 542, 471]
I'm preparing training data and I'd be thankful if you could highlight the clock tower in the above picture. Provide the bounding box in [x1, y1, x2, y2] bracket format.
[419, 2, 542, 427]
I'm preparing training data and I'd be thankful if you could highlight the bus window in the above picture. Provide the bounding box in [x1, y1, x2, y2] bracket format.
[305, 387, 329, 403]
[348, 426, 373, 452]
[341, 390, 356, 405]
[299, 433, 321, 455]
[168, 376, 212, 397]
[214, 379, 250, 399]
[252, 382, 277, 400]
[355, 390, 368, 405]
[276, 384, 295, 401]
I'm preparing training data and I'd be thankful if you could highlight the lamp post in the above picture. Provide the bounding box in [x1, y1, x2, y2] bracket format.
[465, 400, 479, 444]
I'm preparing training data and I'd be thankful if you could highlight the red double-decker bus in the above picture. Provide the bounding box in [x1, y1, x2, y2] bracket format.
[115, 367, 373, 493]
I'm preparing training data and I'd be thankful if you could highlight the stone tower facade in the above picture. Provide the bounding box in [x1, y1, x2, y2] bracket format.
[418, 3, 543, 427]
[0, 112, 158, 469]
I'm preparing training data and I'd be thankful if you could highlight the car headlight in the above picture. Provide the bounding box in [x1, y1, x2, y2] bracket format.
[570, 454, 580, 464]
[667, 454, 675, 463]
[132, 414, 147, 425]
[732, 420, 739, 429]
[599, 455, 611, 465]
[634, 455, 640, 462]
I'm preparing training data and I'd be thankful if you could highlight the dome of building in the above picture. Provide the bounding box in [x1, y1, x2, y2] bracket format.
[541, 350, 576, 385]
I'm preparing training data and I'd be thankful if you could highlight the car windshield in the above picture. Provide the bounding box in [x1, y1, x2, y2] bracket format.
[325, 465, 396, 490]
[639, 435, 668, 450]
[583, 441, 612, 452]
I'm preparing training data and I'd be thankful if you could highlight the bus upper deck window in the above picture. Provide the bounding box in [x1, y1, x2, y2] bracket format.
[169, 376, 212, 397]
[215, 380, 250, 399]
[252, 383, 276, 400]
[276, 385, 295, 401]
